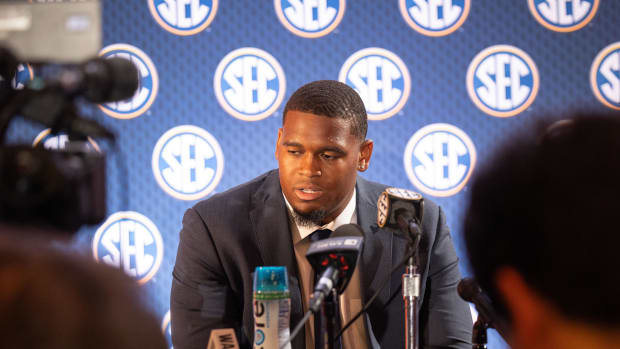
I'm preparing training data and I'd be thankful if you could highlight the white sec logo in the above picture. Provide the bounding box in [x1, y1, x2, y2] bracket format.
[92, 211, 164, 285]
[274, 0, 345, 38]
[152, 125, 224, 201]
[149, 0, 218, 36]
[591, 42, 620, 110]
[467, 45, 539, 118]
[528, 0, 599, 32]
[339, 48, 411, 120]
[404, 123, 476, 197]
[32, 129, 101, 152]
[214, 48, 286, 121]
[98, 44, 159, 119]
[399, 0, 470, 37]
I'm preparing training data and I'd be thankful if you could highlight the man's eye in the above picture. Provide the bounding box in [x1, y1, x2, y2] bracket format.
[288, 150, 301, 155]
[321, 153, 336, 160]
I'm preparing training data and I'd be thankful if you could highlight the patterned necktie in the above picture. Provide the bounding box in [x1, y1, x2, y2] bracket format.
[310, 229, 332, 288]
[310, 228, 332, 242]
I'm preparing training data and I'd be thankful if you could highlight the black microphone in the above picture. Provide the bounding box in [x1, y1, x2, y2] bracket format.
[457, 278, 510, 338]
[3, 57, 137, 140]
[377, 187, 423, 240]
[56, 57, 139, 103]
[305, 223, 364, 313]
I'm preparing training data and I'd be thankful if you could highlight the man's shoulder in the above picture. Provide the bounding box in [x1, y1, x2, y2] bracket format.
[356, 176, 389, 193]
[192, 170, 279, 213]
[356, 176, 439, 211]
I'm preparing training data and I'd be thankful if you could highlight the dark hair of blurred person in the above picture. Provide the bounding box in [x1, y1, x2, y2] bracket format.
[0, 235, 167, 349]
[463, 113, 620, 349]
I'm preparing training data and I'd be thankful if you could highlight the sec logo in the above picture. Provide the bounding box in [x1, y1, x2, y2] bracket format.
[92, 211, 164, 285]
[339, 48, 411, 120]
[399, 0, 470, 36]
[214, 48, 286, 121]
[32, 129, 101, 152]
[148, 0, 218, 36]
[591, 42, 620, 110]
[404, 123, 476, 197]
[98, 44, 159, 119]
[467, 45, 539, 118]
[274, 0, 345, 38]
[152, 125, 224, 201]
[528, 0, 599, 32]
[161, 310, 173, 349]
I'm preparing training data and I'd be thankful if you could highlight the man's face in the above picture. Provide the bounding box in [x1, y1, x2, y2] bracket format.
[275, 110, 373, 225]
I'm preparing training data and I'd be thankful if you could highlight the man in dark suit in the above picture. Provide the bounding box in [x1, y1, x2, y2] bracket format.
[171, 80, 472, 348]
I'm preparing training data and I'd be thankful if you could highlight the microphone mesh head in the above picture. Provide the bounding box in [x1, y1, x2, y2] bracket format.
[457, 277, 480, 302]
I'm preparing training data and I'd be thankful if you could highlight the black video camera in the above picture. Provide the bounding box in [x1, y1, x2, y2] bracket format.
[0, 143, 105, 233]
[0, 0, 137, 234]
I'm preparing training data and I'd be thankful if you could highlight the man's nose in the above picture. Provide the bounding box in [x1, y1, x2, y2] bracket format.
[299, 153, 321, 177]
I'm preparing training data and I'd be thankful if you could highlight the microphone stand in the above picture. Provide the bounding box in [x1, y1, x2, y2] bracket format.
[400, 218, 422, 349]
[403, 250, 420, 349]
[315, 288, 340, 349]
[472, 313, 489, 349]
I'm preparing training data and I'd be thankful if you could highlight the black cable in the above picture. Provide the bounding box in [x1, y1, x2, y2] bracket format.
[336, 243, 416, 339]
[279, 309, 312, 349]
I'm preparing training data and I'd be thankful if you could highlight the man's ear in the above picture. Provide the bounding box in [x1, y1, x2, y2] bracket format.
[275, 128, 283, 160]
[495, 267, 553, 349]
[358, 139, 374, 172]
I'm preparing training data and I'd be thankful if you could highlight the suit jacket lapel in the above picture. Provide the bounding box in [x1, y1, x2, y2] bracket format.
[355, 177, 394, 301]
[250, 171, 296, 271]
[249, 171, 305, 348]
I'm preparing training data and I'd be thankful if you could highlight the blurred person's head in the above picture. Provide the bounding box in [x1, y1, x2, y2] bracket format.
[0, 235, 167, 349]
[464, 113, 620, 349]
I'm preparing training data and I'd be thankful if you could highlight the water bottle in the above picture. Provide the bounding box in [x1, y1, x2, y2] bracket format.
[253, 266, 291, 349]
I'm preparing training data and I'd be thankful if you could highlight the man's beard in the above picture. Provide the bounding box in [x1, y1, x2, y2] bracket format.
[291, 208, 328, 228]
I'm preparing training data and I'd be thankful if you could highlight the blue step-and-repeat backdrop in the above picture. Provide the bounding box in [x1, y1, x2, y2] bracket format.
[8, 1, 620, 348]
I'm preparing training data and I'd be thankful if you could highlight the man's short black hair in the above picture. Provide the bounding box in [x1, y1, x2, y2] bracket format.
[464, 112, 620, 327]
[283, 80, 368, 140]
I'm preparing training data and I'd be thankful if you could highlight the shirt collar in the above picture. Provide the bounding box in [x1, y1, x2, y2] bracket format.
[283, 188, 357, 240]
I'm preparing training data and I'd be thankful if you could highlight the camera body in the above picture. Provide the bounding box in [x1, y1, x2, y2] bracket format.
[0, 143, 106, 233]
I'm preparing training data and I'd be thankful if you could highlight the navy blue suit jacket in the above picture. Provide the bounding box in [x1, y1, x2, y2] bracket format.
[171, 170, 472, 348]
